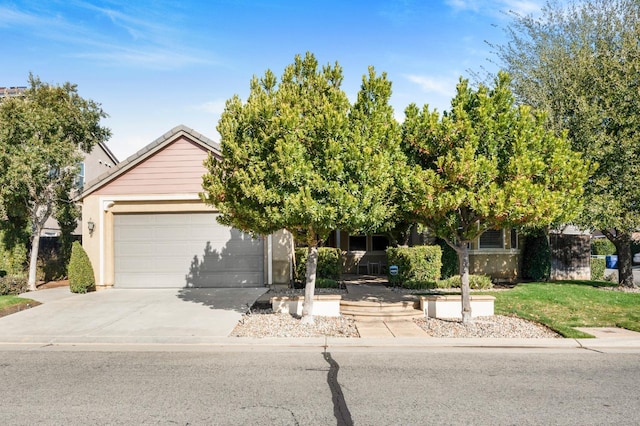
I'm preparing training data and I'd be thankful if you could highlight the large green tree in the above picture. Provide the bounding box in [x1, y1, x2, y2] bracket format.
[202, 53, 405, 322]
[403, 73, 590, 322]
[0, 75, 110, 290]
[497, 0, 640, 287]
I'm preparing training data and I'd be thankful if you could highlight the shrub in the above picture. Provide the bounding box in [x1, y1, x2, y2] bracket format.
[316, 278, 340, 288]
[0, 276, 28, 295]
[522, 230, 550, 281]
[68, 241, 95, 293]
[591, 238, 616, 255]
[436, 239, 458, 279]
[436, 274, 494, 290]
[590, 257, 606, 281]
[386, 245, 442, 288]
[0, 230, 27, 277]
[295, 247, 342, 284]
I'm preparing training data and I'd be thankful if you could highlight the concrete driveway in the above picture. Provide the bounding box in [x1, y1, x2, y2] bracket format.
[0, 286, 267, 345]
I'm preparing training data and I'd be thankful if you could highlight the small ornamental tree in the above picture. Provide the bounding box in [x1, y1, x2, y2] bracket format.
[402, 72, 591, 322]
[68, 241, 95, 293]
[0, 75, 110, 290]
[202, 53, 406, 323]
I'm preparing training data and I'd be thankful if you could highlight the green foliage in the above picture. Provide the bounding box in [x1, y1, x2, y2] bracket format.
[436, 275, 494, 290]
[67, 242, 95, 294]
[498, 0, 640, 286]
[522, 230, 551, 281]
[591, 258, 606, 281]
[386, 245, 442, 287]
[38, 249, 67, 282]
[202, 53, 404, 243]
[402, 72, 590, 315]
[0, 74, 110, 289]
[0, 276, 28, 296]
[295, 247, 342, 283]
[0, 230, 27, 277]
[591, 239, 616, 255]
[436, 239, 458, 279]
[315, 278, 339, 289]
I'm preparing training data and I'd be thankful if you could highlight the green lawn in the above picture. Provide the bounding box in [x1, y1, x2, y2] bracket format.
[487, 281, 640, 338]
[0, 295, 37, 315]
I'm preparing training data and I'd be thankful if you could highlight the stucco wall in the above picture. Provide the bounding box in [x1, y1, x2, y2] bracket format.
[469, 251, 520, 281]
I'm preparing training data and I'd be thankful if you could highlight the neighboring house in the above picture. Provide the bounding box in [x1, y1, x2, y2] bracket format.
[79, 125, 291, 289]
[41, 142, 119, 237]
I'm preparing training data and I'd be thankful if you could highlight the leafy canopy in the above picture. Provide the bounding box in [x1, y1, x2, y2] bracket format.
[403, 72, 590, 246]
[496, 0, 640, 286]
[202, 52, 405, 245]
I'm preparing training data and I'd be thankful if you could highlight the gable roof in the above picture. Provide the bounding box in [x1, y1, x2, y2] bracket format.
[79, 125, 220, 199]
[95, 140, 119, 165]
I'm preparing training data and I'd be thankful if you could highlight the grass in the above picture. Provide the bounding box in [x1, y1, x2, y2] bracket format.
[486, 281, 640, 338]
[0, 295, 38, 317]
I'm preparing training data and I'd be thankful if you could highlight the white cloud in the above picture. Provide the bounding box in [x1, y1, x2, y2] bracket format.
[405, 74, 457, 97]
[195, 100, 228, 115]
[445, 0, 544, 18]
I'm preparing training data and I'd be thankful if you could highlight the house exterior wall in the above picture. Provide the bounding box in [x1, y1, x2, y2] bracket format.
[92, 137, 212, 196]
[271, 229, 294, 286]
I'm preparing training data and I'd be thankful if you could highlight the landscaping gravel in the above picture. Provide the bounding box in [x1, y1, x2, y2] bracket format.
[232, 310, 359, 338]
[231, 309, 560, 339]
[414, 315, 560, 338]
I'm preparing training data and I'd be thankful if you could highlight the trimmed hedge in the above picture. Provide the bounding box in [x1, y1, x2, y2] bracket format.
[68, 242, 95, 293]
[386, 245, 442, 288]
[295, 247, 342, 284]
[591, 257, 606, 281]
[591, 238, 616, 255]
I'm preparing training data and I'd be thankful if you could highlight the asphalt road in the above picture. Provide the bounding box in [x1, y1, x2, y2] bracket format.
[1, 349, 639, 425]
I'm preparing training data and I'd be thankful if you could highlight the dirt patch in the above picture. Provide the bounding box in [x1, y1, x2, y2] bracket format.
[37, 279, 69, 289]
[0, 300, 41, 318]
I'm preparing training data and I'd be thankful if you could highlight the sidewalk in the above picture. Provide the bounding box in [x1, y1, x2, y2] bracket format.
[1, 285, 639, 352]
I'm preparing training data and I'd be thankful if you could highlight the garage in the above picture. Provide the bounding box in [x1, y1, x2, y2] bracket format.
[114, 212, 264, 288]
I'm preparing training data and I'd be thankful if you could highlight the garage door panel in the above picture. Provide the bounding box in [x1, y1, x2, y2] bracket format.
[114, 213, 264, 288]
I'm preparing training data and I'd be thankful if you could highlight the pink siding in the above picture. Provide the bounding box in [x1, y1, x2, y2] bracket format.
[94, 137, 215, 195]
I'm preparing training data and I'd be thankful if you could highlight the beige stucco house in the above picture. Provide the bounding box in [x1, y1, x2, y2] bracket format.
[80, 126, 292, 289]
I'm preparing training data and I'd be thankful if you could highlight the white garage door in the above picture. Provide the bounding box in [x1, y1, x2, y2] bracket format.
[114, 213, 264, 288]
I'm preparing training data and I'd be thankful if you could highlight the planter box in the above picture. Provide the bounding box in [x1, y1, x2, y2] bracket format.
[270, 295, 342, 317]
[419, 295, 495, 319]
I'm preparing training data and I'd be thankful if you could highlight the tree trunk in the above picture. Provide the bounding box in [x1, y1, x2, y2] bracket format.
[27, 231, 40, 292]
[457, 243, 472, 323]
[301, 244, 318, 324]
[607, 231, 635, 288]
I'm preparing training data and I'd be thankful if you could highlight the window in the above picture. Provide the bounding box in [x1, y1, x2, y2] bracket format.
[479, 229, 503, 249]
[510, 228, 518, 249]
[371, 235, 389, 251]
[75, 162, 85, 190]
[348, 235, 367, 251]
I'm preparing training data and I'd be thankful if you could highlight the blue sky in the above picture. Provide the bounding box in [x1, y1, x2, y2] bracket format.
[1, 0, 544, 160]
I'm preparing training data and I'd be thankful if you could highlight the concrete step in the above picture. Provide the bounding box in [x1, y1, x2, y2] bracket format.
[341, 299, 424, 321]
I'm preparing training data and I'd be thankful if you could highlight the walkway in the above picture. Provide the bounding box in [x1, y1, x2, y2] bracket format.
[341, 275, 428, 338]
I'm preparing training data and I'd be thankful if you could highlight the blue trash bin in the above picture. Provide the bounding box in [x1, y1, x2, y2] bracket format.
[606, 255, 618, 269]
